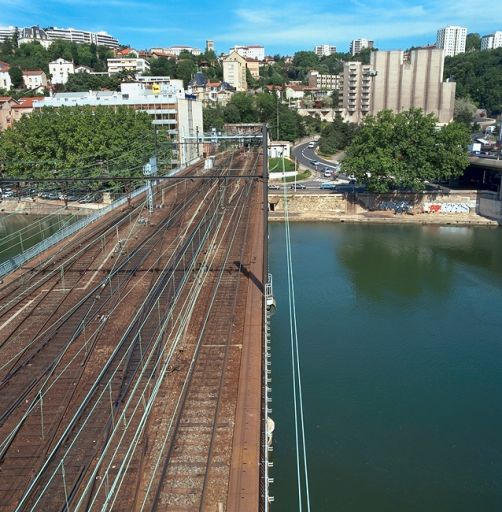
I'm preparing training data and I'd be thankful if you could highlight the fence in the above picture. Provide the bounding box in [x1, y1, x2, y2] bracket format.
[0, 163, 188, 279]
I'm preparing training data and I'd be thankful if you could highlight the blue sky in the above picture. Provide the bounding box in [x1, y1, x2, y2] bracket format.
[2, 0, 502, 54]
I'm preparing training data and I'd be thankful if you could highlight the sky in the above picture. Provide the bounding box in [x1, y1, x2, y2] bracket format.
[1, 0, 502, 55]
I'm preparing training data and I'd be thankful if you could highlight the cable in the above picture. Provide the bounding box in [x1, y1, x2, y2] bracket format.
[281, 155, 312, 511]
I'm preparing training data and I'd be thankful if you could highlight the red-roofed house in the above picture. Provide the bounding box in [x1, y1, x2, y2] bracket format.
[11, 97, 41, 124]
[115, 48, 139, 58]
[22, 70, 47, 92]
[0, 61, 11, 91]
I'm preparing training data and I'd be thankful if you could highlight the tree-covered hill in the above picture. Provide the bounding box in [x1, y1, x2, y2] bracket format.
[444, 47, 502, 115]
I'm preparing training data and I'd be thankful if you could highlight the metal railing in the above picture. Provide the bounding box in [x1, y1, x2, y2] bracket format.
[0, 164, 189, 279]
[261, 273, 274, 511]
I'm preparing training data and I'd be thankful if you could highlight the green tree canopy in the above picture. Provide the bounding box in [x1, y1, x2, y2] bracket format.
[444, 47, 502, 114]
[0, 106, 156, 190]
[9, 66, 23, 88]
[318, 115, 358, 154]
[466, 33, 481, 52]
[342, 109, 470, 192]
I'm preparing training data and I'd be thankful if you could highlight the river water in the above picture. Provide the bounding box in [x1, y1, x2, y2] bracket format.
[0, 213, 77, 264]
[269, 222, 502, 512]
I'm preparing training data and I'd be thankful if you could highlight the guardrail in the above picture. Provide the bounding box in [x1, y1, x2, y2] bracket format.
[0, 162, 192, 279]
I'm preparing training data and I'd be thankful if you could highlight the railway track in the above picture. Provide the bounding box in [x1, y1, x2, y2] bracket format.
[0, 147, 264, 511]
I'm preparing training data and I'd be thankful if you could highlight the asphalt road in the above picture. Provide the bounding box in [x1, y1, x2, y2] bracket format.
[291, 141, 341, 174]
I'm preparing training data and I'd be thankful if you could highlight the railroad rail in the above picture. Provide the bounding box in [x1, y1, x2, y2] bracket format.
[0, 145, 266, 511]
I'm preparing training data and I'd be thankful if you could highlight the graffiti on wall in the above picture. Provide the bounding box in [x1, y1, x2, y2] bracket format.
[376, 200, 412, 213]
[423, 203, 470, 214]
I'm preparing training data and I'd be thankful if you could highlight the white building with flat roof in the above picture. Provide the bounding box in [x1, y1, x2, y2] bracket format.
[350, 38, 374, 55]
[436, 26, 466, 57]
[45, 27, 119, 48]
[34, 82, 203, 166]
[0, 26, 16, 42]
[314, 44, 337, 57]
[231, 45, 265, 61]
[107, 58, 150, 75]
[481, 31, 502, 50]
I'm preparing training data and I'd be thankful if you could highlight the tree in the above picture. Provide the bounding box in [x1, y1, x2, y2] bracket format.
[176, 59, 197, 86]
[0, 106, 156, 190]
[203, 105, 225, 131]
[318, 115, 357, 154]
[444, 47, 502, 115]
[9, 66, 23, 88]
[223, 103, 241, 123]
[149, 56, 176, 77]
[454, 98, 477, 128]
[342, 109, 470, 192]
[227, 93, 257, 123]
[466, 33, 481, 52]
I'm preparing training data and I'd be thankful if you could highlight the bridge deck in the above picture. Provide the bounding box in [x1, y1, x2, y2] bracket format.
[0, 150, 264, 511]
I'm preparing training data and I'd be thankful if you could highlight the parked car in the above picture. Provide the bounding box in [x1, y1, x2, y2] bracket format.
[290, 183, 307, 190]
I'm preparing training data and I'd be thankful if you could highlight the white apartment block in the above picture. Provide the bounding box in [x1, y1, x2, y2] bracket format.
[307, 70, 342, 91]
[34, 82, 203, 167]
[481, 31, 502, 50]
[436, 26, 466, 57]
[45, 27, 118, 48]
[0, 26, 16, 42]
[49, 58, 75, 85]
[231, 45, 265, 61]
[107, 58, 150, 75]
[350, 38, 374, 56]
[314, 44, 337, 57]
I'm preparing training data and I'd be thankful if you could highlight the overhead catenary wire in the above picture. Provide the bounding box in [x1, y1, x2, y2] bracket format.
[281, 154, 312, 511]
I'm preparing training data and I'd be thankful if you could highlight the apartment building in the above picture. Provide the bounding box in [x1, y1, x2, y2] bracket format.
[0, 26, 16, 42]
[436, 26, 466, 57]
[107, 58, 150, 75]
[340, 61, 373, 123]
[45, 27, 118, 48]
[370, 48, 455, 123]
[245, 58, 260, 79]
[0, 61, 12, 91]
[230, 45, 265, 61]
[222, 51, 248, 92]
[307, 70, 342, 91]
[350, 38, 374, 55]
[49, 58, 75, 85]
[314, 44, 337, 57]
[34, 81, 203, 166]
[481, 32, 502, 50]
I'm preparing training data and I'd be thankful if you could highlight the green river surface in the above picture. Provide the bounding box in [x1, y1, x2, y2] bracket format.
[0, 213, 78, 264]
[269, 222, 502, 512]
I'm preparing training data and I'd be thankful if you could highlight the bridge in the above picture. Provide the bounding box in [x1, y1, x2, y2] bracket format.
[0, 130, 272, 511]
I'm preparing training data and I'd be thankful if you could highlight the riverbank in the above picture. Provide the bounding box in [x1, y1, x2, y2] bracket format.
[269, 210, 500, 226]
[0, 198, 104, 215]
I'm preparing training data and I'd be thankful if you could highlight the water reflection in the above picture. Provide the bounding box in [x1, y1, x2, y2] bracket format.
[0, 214, 77, 263]
[337, 225, 502, 300]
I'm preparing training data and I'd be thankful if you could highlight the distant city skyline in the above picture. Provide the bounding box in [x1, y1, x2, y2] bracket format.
[1, 0, 501, 54]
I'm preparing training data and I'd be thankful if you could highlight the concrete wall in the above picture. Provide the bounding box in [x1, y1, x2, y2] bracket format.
[268, 193, 347, 214]
[478, 197, 502, 220]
